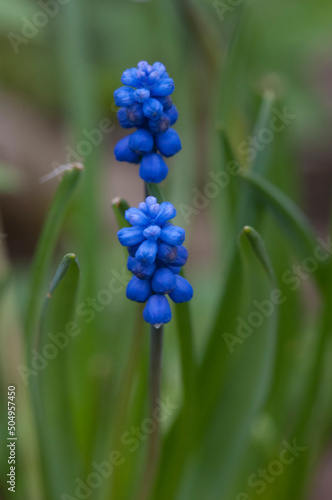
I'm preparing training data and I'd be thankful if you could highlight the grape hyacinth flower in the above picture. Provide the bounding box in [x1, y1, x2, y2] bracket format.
[117, 196, 193, 326]
[114, 61, 181, 183]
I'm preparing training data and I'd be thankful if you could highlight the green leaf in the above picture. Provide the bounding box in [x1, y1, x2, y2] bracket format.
[184, 226, 278, 500]
[174, 299, 196, 409]
[232, 92, 276, 231]
[197, 104, 280, 455]
[217, 124, 241, 216]
[251, 90, 276, 174]
[39, 253, 80, 335]
[25, 164, 83, 351]
[112, 197, 130, 228]
[242, 225, 276, 282]
[239, 170, 318, 265]
[31, 253, 81, 500]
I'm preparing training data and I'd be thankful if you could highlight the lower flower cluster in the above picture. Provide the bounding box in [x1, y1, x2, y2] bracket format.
[117, 196, 193, 325]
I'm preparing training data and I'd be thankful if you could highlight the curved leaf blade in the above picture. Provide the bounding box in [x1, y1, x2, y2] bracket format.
[240, 170, 318, 265]
[25, 164, 83, 351]
[112, 197, 130, 229]
[31, 253, 81, 500]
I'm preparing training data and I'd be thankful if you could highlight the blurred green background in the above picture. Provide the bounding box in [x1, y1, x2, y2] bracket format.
[0, 0, 332, 499]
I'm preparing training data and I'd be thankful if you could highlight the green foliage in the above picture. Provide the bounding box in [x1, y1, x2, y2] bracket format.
[32, 253, 81, 499]
[1, 1, 332, 500]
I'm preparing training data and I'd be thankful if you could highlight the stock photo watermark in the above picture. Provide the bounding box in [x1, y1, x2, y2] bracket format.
[213, 0, 246, 22]
[178, 106, 297, 224]
[40, 118, 115, 183]
[61, 397, 179, 500]
[7, 0, 72, 54]
[238, 107, 297, 162]
[236, 439, 306, 499]
[223, 234, 332, 353]
[7, 386, 17, 493]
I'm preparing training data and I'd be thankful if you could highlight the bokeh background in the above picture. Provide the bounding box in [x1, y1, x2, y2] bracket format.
[1, 0, 332, 499]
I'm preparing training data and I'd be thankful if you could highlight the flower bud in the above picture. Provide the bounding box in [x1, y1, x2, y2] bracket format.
[152, 62, 167, 77]
[135, 240, 158, 263]
[169, 275, 193, 303]
[143, 98, 163, 120]
[146, 71, 162, 88]
[143, 225, 161, 241]
[125, 207, 150, 226]
[152, 268, 176, 294]
[121, 67, 140, 87]
[132, 260, 156, 279]
[117, 226, 144, 246]
[153, 202, 177, 225]
[139, 154, 168, 183]
[134, 88, 150, 103]
[114, 136, 141, 163]
[167, 264, 182, 274]
[157, 243, 177, 263]
[117, 108, 134, 129]
[129, 130, 154, 155]
[156, 129, 181, 157]
[151, 78, 175, 96]
[165, 105, 179, 125]
[143, 295, 172, 325]
[173, 245, 188, 266]
[114, 86, 136, 107]
[157, 95, 173, 111]
[126, 103, 146, 127]
[160, 224, 185, 246]
[126, 276, 152, 302]
[127, 256, 136, 272]
[148, 114, 170, 134]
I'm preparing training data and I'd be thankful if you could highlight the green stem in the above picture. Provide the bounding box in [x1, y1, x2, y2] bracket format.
[138, 325, 164, 500]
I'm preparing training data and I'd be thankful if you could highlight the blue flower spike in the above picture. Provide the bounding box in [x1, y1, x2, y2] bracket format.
[114, 61, 181, 183]
[117, 196, 193, 325]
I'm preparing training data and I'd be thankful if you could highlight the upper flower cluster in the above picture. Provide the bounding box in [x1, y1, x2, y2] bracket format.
[114, 61, 181, 184]
[117, 196, 193, 325]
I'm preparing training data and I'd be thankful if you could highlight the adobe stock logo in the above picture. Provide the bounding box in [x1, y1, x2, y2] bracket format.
[40, 118, 115, 184]
[236, 439, 306, 499]
[213, 0, 245, 22]
[7, 0, 72, 54]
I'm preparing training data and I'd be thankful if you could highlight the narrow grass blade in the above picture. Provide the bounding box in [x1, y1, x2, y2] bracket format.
[217, 124, 241, 215]
[242, 225, 276, 282]
[31, 253, 81, 500]
[239, 171, 319, 265]
[25, 164, 83, 351]
[251, 91, 276, 174]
